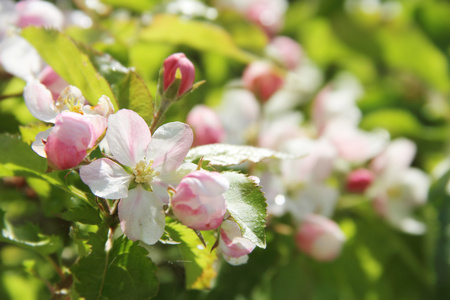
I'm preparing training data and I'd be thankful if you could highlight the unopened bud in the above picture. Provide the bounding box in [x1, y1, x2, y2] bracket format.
[163, 53, 195, 97]
[346, 168, 374, 193]
[242, 61, 284, 102]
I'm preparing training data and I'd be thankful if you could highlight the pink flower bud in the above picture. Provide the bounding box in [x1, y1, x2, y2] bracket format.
[44, 112, 105, 170]
[163, 53, 195, 97]
[346, 168, 374, 193]
[172, 170, 229, 231]
[267, 36, 303, 70]
[37, 66, 69, 100]
[186, 105, 225, 147]
[242, 61, 284, 102]
[219, 219, 256, 265]
[295, 214, 345, 262]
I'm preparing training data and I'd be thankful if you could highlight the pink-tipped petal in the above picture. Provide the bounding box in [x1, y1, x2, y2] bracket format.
[118, 185, 165, 245]
[219, 220, 256, 261]
[106, 109, 151, 167]
[44, 112, 92, 170]
[15, 0, 64, 29]
[24, 80, 58, 123]
[172, 171, 228, 230]
[84, 115, 108, 149]
[148, 122, 193, 173]
[37, 66, 68, 99]
[80, 158, 133, 199]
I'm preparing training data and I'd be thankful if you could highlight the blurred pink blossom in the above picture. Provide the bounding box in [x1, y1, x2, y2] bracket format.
[295, 214, 345, 261]
[186, 105, 225, 147]
[242, 61, 284, 102]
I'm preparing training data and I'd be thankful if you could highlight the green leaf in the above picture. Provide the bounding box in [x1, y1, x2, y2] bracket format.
[360, 109, 422, 138]
[80, 47, 154, 124]
[222, 171, 267, 248]
[140, 14, 257, 63]
[186, 144, 299, 167]
[21, 27, 118, 109]
[0, 210, 62, 255]
[430, 170, 450, 299]
[60, 197, 102, 225]
[101, 0, 158, 12]
[19, 124, 51, 145]
[71, 229, 158, 300]
[164, 218, 218, 290]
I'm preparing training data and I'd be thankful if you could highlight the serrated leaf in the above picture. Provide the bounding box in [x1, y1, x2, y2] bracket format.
[186, 144, 299, 166]
[0, 210, 62, 255]
[222, 171, 267, 248]
[61, 197, 102, 225]
[71, 229, 158, 300]
[140, 14, 256, 63]
[165, 218, 218, 290]
[21, 27, 118, 110]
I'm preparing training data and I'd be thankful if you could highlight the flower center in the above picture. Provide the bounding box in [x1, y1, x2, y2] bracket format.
[56, 95, 84, 114]
[133, 160, 159, 184]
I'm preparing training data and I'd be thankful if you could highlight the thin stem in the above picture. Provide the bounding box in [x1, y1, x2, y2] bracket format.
[149, 99, 172, 134]
[0, 92, 23, 101]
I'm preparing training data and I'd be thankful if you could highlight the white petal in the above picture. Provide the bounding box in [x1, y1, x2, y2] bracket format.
[80, 158, 133, 199]
[148, 122, 193, 173]
[106, 109, 151, 167]
[24, 80, 58, 123]
[118, 185, 165, 245]
[31, 127, 52, 158]
[0, 36, 42, 81]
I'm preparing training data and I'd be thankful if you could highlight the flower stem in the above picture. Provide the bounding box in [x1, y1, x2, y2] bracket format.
[149, 98, 172, 134]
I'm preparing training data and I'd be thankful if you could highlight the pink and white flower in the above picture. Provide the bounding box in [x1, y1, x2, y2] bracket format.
[266, 36, 303, 70]
[219, 219, 256, 265]
[186, 105, 225, 147]
[171, 170, 229, 230]
[80, 109, 196, 244]
[295, 214, 345, 262]
[24, 80, 113, 123]
[42, 112, 106, 170]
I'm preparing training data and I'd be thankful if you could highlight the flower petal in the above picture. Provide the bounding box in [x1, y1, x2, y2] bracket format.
[118, 185, 165, 245]
[0, 36, 42, 81]
[31, 127, 52, 158]
[148, 122, 193, 173]
[24, 80, 58, 123]
[106, 109, 151, 167]
[80, 158, 133, 199]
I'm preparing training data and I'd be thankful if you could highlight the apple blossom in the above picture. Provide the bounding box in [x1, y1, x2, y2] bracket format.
[242, 61, 284, 102]
[24, 81, 114, 123]
[266, 36, 302, 70]
[80, 109, 196, 244]
[163, 53, 195, 97]
[171, 170, 229, 230]
[43, 112, 106, 170]
[186, 105, 225, 147]
[37, 66, 69, 100]
[346, 168, 374, 193]
[219, 219, 256, 265]
[295, 214, 345, 261]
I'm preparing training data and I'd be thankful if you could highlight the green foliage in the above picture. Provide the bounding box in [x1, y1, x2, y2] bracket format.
[60, 197, 102, 225]
[0, 210, 62, 255]
[139, 14, 257, 63]
[186, 144, 300, 167]
[21, 27, 118, 109]
[222, 171, 267, 248]
[71, 228, 158, 300]
[165, 218, 218, 290]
